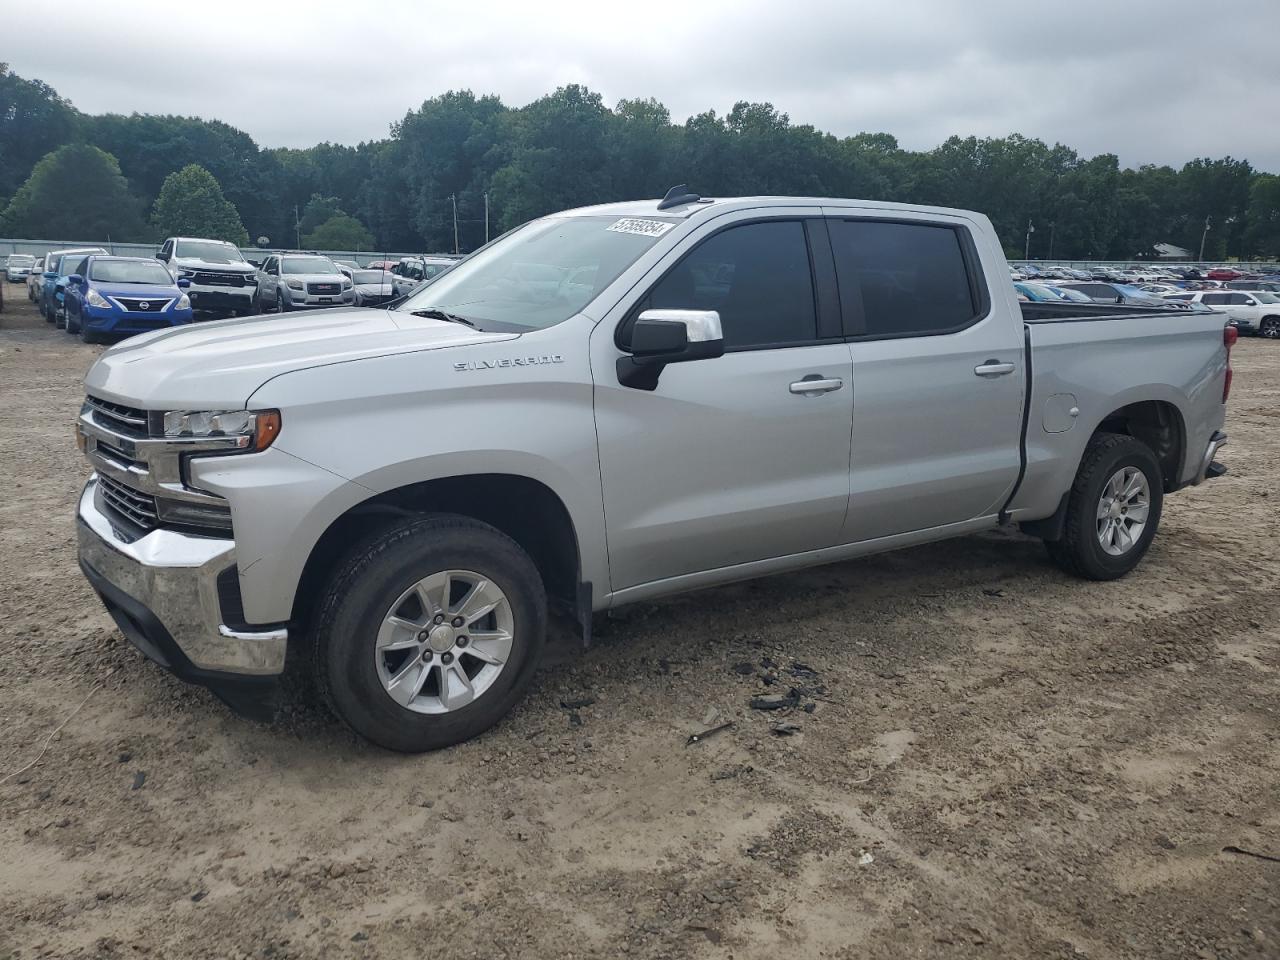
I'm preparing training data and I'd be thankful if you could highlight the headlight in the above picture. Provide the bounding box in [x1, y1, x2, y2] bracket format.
[176, 293, 191, 310]
[162, 409, 282, 451]
[177, 269, 194, 279]
[86, 288, 111, 308]
[342, 279, 353, 290]
[287, 280, 305, 290]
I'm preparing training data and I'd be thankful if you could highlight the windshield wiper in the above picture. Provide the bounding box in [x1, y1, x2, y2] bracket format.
[408, 308, 478, 328]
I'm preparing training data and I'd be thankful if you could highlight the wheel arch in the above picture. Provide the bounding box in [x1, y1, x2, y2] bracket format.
[1093, 398, 1186, 492]
[292, 472, 587, 639]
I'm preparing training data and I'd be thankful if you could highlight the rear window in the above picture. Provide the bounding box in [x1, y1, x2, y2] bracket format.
[828, 220, 980, 337]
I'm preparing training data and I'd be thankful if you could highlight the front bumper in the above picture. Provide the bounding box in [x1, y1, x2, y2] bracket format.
[287, 290, 355, 308]
[186, 285, 253, 312]
[77, 477, 288, 686]
[84, 305, 194, 333]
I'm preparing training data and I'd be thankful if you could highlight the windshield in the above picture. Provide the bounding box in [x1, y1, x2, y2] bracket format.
[1252, 292, 1279, 303]
[282, 256, 339, 275]
[353, 270, 390, 284]
[397, 215, 674, 331]
[175, 240, 245, 263]
[7, 255, 34, 266]
[90, 259, 175, 284]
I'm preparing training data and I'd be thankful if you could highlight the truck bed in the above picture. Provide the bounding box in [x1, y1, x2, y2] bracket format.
[1019, 301, 1191, 322]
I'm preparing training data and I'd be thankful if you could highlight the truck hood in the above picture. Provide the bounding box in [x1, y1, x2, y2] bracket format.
[83, 308, 518, 409]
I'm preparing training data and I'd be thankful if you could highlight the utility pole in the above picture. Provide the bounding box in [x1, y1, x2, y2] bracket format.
[450, 194, 459, 255]
[1199, 215, 1211, 262]
[1047, 222, 1055, 260]
[484, 192, 489, 244]
[294, 206, 301, 250]
[1024, 219, 1035, 260]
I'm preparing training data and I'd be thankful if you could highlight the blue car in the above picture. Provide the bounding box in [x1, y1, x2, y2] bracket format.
[63, 256, 194, 343]
[39, 247, 106, 325]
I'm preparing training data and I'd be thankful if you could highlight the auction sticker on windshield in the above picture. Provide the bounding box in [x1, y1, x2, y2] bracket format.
[607, 218, 675, 237]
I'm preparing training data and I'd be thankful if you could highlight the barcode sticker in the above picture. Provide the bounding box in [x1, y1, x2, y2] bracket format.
[607, 218, 675, 237]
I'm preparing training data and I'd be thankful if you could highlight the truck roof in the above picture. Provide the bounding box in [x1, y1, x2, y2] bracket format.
[556, 195, 988, 224]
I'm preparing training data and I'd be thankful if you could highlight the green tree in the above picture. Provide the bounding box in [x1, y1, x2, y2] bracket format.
[0, 143, 146, 240]
[0, 65, 80, 204]
[151, 164, 249, 245]
[303, 214, 374, 250]
[298, 194, 345, 238]
[1245, 175, 1280, 259]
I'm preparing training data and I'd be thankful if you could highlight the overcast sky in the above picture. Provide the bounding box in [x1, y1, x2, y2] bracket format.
[8, 0, 1279, 172]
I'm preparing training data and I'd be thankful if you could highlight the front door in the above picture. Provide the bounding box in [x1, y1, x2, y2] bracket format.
[592, 213, 854, 591]
[823, 213, 1026, 542]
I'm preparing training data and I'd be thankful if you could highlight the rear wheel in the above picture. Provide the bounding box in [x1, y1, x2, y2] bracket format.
[313, 515, 547, 752]
[1045, 432, 1164, 581]
[1261, 317, 1280, 339]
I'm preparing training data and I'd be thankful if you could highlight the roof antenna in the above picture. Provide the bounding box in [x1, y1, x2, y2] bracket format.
[656, 184, 700, 210]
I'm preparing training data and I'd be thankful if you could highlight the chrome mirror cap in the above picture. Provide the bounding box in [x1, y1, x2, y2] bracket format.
[636, 309, 722, 343]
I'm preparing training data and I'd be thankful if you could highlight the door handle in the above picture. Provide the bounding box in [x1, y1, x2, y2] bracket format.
[789, 376, 844, 395]
[974, 360, 1015, 378]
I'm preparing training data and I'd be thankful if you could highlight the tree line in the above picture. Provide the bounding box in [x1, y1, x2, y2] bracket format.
[2, 64, 1277, 260]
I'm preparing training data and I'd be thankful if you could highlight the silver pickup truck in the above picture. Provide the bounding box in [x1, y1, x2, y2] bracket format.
[75, 190, 1231, 752]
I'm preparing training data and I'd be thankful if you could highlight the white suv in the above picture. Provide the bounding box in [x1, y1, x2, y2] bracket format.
[1165, 290, 1280, 337]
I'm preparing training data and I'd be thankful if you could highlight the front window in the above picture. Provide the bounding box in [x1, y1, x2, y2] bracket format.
[174, 240, 245, 263]
[396, 215, 675, 331]
[90, 260, 175, 285]
[281, 256, 338, 275]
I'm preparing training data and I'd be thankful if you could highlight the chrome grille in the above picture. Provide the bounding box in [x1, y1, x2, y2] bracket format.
[97, 474, 158, 532]
[191, 271, 248, 287]
[85, 395, 151, 438]
[307, 282, 341, 295]
[114, 297, 172, 313]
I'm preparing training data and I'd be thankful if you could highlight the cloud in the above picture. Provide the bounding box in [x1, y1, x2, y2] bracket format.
[8, 0, 1279, 171]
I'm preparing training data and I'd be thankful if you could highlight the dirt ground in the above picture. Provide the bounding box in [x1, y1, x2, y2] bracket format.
[0, 286, 1276, 960]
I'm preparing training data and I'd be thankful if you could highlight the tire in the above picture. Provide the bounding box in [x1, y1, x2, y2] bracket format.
[313, 514, 547, 752]
[66, 304, 80, 335]
[80, 321, 101, 344]
[276, 287, 289, 313]
[1045, 432, 1164, 581]
[1261, 317, 1280, 339]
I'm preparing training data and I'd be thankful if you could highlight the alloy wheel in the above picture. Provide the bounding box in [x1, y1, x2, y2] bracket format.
[374, 570, 514, 715]
[1096, 466, 1150, 556]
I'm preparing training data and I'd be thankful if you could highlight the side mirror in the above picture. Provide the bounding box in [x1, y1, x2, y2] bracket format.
[617, 309, 724, 390]
[156, 253, 168, 262]
[177, 278, 191, 289]
[68, 274, 83, 285]
[44, 271, 57, 279]
[1243, 298, 1257, 306]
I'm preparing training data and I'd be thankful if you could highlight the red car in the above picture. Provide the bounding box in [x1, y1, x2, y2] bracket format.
[364, 260, 398, 271]
[1207, 267, 1243, 281]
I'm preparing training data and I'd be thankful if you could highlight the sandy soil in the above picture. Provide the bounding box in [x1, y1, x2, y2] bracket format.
[0, 287, 1276, 960]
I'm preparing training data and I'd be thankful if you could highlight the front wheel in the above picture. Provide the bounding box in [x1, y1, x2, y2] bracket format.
[313, 515, 547, 752]
[276, 287, 289, 312]
[1261, 317, 1280, 339]
[1045, 432, 1164, 580]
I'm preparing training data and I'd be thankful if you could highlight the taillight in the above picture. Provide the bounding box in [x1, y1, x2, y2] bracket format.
[1223, 325, 1236, 402]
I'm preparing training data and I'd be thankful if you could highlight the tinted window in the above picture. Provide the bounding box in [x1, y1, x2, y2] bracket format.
[1228, 293, 1252, 305]
[1200, 293, 1229, 305]
[642, 220, 817, 349]
[828, 220, 977, 337]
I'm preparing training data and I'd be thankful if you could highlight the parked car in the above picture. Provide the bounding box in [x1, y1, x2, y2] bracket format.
[364, 260, 398, 271]
[25, 258, 44, 299]
[391, 255, 457, 298]
[40, 248, 107, 325]
[1206, 268, 1243, 281]
[74, 190, 1232, 752]
[156, 237, 258, 317]
[333, 260, 361, 271]
[4, 254, 36, 282]
[62, 255, 195, 343]
[350, 269, 397, 307]
[253, 254, 354, 311]
[1015, 281, 1078, 303]
[1056, 281, 1171, 308]
[1225, 279, 1280, 293]
[1164, 291, 1280, 337]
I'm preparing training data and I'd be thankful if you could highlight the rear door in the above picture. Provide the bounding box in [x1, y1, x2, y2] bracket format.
[592, 211, 855, 591]
[825, 213, 1025, 542]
